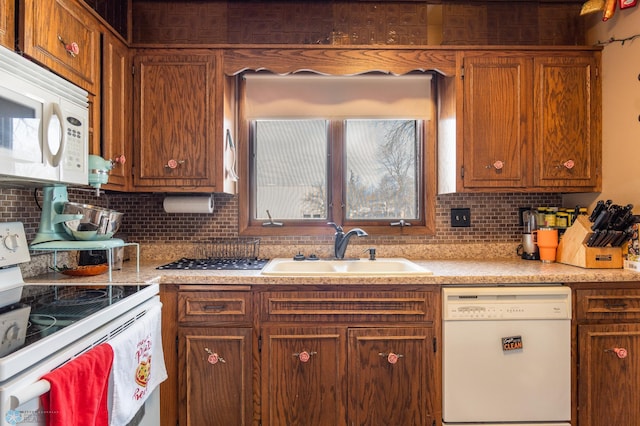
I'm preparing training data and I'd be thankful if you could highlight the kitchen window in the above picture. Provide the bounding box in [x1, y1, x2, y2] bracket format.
[238, 73, 436, 236]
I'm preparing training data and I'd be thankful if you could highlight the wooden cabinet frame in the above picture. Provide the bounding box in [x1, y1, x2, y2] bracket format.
[439, 49, 601, 193]
[161, 285, 441, 426]
[19, 0, 101, 94]
[257, 288, 439, 426]
[571, 283, 640, 426]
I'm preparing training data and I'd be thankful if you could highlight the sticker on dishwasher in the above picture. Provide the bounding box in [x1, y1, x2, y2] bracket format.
[502, 336, 523, 352]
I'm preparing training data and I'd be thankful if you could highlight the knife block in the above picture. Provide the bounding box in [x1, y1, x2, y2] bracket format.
[556, 215, 623, 269]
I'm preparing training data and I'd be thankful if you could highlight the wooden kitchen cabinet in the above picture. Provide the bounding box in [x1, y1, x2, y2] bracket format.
[0, 0, 14, 50]
[100, 31, 131, 190]
[575, 287, 640, 426]
[348, 327, 433, 425]
[175, 289, 253, 426]
[261, 326, 347, 425]
[444, 49, 601, 193]
[19, 0, 101, 94]
[161, 286, 254, 426]
[533, 55, 600, 189]
[261, 326, 434, 426]
[259, 290, 438, 426]
[133, 50, 223, 192]
[461, 55, 531, 189]
[179, 327, 253, 426]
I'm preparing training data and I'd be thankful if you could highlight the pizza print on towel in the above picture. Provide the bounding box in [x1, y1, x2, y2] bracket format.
[107, 303, 168, 426]
[133, 335, 153, 400]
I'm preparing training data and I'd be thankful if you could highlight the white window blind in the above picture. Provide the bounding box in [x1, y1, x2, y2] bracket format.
[243, 73, 433, 119]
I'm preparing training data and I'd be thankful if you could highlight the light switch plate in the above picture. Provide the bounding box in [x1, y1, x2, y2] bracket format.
[451, 208, 471, 227]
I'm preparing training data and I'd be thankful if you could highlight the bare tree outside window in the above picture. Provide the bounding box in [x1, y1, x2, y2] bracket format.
[345, 120, 418, 220]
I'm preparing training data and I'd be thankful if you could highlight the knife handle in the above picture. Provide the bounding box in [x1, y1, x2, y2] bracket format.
[591, 210, 610, 231]
[586, 231, 600, 247]
[589, 200, 605, 222]
[611, 231, 629, 247]
[600, 231, 618, 247]
[592, 230, 609, 247]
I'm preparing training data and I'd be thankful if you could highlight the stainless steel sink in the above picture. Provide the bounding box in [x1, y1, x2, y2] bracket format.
[260, 257, 433, 276]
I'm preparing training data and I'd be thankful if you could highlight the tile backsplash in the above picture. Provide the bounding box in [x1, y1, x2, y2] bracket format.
[1, 186, 562, 247]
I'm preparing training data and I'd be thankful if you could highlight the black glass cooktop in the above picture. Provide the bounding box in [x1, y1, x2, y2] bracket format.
[157, 258, 269, 271]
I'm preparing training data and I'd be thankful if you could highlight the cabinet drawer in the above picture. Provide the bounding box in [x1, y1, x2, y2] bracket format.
[178, 291, 251, 323]
[260, 291, 436, 323]
[576, 289, 640, 320]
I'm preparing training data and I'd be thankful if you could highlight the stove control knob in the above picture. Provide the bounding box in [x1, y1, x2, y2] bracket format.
[4, 323, 19, 342]
[3, 233, 20, 252]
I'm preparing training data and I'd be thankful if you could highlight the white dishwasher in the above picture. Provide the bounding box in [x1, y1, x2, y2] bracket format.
[442, 286, 571, 426]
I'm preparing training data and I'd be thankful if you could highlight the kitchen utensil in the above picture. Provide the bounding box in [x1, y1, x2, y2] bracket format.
[520, 210, 539, 260]
[87, 155, 114, 195]
[535, 228, 559, 263]
[62, 202, 123, 241]
[31, 155, 118, 245]
[589, 200, 606, 222]
[522, 209, 538, 234]
[586, 200, 637, 247]
[50, 264, 109, 276]
[521, 233, 539, 260]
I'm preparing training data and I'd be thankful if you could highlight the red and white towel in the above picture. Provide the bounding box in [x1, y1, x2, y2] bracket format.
[106, 303, 167, 426]
[40, 343, 114, 426]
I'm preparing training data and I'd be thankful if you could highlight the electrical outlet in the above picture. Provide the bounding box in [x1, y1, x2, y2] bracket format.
[451, 208, 471, 227]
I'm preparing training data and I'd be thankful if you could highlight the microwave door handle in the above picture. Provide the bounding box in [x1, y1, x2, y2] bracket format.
[46, 102, 67, 167]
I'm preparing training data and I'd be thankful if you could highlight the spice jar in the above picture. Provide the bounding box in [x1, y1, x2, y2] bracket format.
[556, 211, 569, 229]
[544, 208, 557, 228]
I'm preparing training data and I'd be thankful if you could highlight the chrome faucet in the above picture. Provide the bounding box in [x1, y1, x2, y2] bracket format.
[328, 222, 368, 259]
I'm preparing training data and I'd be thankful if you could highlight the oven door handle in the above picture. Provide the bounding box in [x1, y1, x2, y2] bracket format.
[10, 379, 51, 410]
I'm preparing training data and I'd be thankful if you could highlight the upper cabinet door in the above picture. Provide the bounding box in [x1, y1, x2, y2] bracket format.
[20, 0, 100, 94]
[462, 55, 532, 189]
[133, 51, 219, 191]
[101, 32, 131, 191]
[0, 0, 14, 50]
[533, 55, 601, 190]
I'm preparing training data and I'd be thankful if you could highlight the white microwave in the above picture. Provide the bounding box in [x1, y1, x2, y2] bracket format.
[0, 45, 89, 186]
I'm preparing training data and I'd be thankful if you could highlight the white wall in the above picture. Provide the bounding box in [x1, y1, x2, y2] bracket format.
[563, 6, 640, 211]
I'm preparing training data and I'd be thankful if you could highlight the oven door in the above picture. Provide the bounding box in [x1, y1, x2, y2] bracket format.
[0, 297, 162, 426]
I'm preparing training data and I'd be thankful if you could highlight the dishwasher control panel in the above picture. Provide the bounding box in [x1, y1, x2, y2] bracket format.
[443, 286, 572, 320]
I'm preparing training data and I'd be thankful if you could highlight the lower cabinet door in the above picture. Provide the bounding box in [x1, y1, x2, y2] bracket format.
[178, 327, 252, 426]
[348, 327, 434, 426]
[578, 323, 640, 426]
[261, 326, 347, 426]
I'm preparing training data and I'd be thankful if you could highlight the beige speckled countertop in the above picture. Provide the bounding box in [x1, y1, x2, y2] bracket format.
[23, 258, 640, 287]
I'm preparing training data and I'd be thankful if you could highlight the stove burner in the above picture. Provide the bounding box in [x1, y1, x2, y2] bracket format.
[27, 315, 58, 338]
[157, 258, 269, 271]
[51, 287, 125, 306]
[55, 289, 107, 305]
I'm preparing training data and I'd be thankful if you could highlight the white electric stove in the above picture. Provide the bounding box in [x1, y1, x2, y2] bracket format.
[0, 222, 161, 426]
